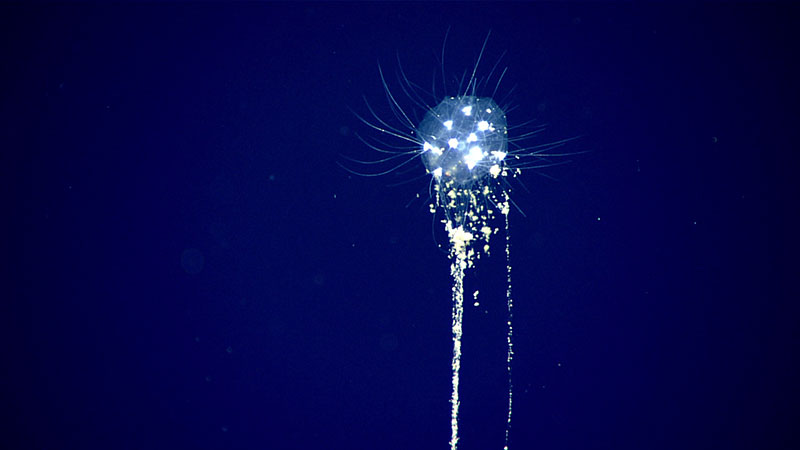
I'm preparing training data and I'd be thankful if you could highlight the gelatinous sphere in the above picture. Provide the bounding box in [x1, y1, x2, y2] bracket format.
[419, 96, 508, 187]
[419, 96, 510, 241]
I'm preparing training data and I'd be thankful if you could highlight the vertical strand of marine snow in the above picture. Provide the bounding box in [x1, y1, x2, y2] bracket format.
[449, 245, 466, 450]
[503, 195, 514, 450]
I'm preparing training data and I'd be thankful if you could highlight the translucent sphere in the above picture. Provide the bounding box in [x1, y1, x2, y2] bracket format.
[418, 96, 508, 187]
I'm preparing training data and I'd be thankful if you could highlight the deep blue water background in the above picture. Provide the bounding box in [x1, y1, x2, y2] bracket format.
[4, 3, 797, 450]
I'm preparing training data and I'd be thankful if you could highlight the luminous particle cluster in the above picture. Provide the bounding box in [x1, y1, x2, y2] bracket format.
[419, 96, 515, 450]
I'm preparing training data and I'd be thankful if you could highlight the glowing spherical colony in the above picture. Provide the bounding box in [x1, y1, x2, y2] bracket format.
[347, 38, 523, 450]
[417, 96, 514, 450]
[419, 96, 508, 187]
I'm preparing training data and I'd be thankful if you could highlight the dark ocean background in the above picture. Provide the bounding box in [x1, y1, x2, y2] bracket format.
[3, 3, 797, 450]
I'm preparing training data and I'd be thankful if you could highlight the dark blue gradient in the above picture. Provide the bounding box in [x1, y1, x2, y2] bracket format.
[4, 3, 796, 450]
